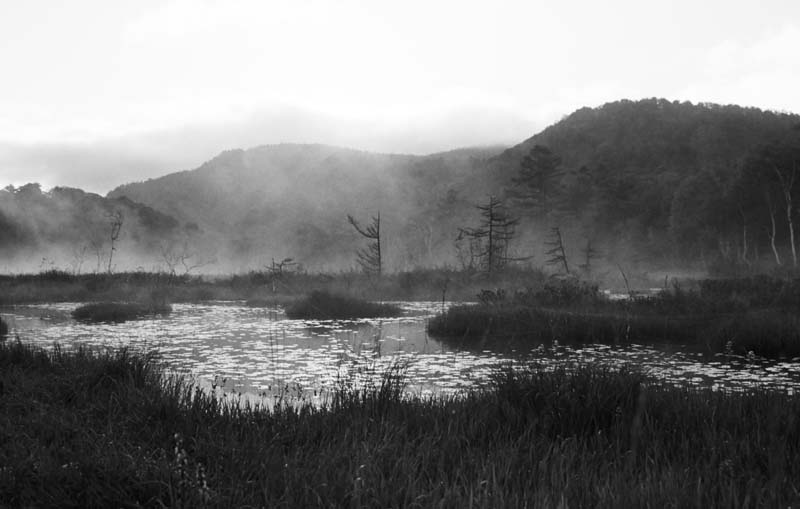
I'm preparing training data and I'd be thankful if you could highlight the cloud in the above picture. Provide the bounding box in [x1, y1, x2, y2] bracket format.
[0, 104, 537, 194]
[682, 24, 800, 113]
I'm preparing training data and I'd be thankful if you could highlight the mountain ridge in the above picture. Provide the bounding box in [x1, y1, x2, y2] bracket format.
[4, 98, 800, 274]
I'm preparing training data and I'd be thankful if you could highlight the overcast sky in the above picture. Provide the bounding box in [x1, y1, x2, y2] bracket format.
[1, 0, 799, 193]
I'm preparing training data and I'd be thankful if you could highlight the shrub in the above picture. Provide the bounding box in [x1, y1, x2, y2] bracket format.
[285, 290, 402, 320]
[3, 341, 800, 507]
[72, 302, 172, 323]
[513, 279, 603, 307]
[0, 316, 7, 339]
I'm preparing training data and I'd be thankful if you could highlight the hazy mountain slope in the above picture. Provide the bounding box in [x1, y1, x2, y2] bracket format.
[497, 98, 798, 169]
[108, 144, 503, 271]
[0, 184, 182, 272]
[490, 98, 800, 270]
[102, 98, 800, 274]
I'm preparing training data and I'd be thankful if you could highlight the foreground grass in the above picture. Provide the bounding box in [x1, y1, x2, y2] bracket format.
[284, 290, 403, 319]
[1, 341, 799, 507]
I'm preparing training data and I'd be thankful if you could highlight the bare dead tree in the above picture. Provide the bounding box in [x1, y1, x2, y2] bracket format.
[106, 210, 124, 274]
[458, 196, 521, 274]
[348, 212, 382, 276]
[578, 238, 600, 276]
[160, 239, 215, 277]
[89, 238, 104, 274]
[765, 191, 782, 266]
[545, 226, 570, 275]
[267, 257, 298, 277]
[773, 161, 798, 267]
[69, 245, 88, 275]
[737, 206, 750, 267]
[264, 257, 299, 292]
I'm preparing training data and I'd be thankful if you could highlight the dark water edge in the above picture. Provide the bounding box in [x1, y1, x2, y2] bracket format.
[2, 301, 800, 403]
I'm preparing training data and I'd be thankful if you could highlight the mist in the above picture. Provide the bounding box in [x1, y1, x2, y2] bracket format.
[0, 105, 536, 195]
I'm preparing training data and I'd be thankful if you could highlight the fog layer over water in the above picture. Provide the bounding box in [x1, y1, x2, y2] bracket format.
[3, 302, 799, 405]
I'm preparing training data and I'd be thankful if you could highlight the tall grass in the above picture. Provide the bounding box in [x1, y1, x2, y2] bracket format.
[0, 266, 547, 305]
[284, 290, 403, 319]
[71, 301, 173, 323]
[429, 278, 800, 357]
[2, 340, 799, 507]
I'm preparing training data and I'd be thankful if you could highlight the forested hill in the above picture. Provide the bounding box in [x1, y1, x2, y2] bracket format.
[107, 99, 800, 275]
[0, 184, 181, 272]
[4, 98, 799, 275]
[108, 144, 503, 271]
[489, 99, 800, 273]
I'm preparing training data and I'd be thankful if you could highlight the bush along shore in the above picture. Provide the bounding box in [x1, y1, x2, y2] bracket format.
[71, 301, 173, 323]
[284, 290, 403, 320]
[0, 267, 547, 305]
[1, 340, 799, 507]
[428, 277, 800, 357]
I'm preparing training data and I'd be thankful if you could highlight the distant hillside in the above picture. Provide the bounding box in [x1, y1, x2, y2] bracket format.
[489, 98, 800, 273]
[109, 144, 503, 271]
[0, 184, 183, 272]
[88, 98, 800, 275]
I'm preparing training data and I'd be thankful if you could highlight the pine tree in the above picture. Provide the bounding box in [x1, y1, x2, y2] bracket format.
[545, 226, 570, 275]
[458, 196, 520, 273]
[347, 213, 382, 276]
[510, 145, 564, 219]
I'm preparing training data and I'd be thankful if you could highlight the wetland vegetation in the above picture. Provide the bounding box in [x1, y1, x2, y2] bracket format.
[427, 276, 800, 357]
[0, 266, 544, 306]
[1, 340, 798, 507]
[284, 290, 403, 320]
[4, 99, 800, 506]
[71, 301, 173, 323]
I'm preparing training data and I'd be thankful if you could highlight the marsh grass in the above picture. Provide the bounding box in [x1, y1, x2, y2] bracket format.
[429, 278, 800, 357]
[0, 267, 547, 305]
[1, 340, 799, 507]
[285, 290, 403, 320]
[72, 301, 173, 323]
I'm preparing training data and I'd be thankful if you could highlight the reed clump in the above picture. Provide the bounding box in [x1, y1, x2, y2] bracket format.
[428, 277, 800, 357]
[1, 341, 799, 507]
[0, 266, 547, 305]
[285, 290, 403, 319]
[72, 301, 172, 323]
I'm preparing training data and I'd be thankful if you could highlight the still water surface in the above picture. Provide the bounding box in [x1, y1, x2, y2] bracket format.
[2, 302, 799, 403]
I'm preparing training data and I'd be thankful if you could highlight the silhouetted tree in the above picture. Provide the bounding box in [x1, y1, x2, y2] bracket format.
[765, 145, 799, 267]
[739, 140, 800, 267]
[458, 196, 520, 273]
[545, 226, 570, 275]
[578, 238, 600, 277]
[348, 213, 382, 276]
[106, 210, 123, 274]
[511, 145, 564, 219]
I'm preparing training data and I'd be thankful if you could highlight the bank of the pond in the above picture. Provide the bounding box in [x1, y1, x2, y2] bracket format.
[284, 290, 403, 319]
[428, 304, 800, 356]
[72, 301, 173, 323]
[2, 340, 799, 507]
[428, 278, 800, 358]
[0, 267, 547, 305]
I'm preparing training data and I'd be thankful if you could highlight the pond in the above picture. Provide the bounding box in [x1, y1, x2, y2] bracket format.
[2, 302, 800, 405]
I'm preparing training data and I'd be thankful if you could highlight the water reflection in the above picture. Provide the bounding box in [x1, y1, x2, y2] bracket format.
[2, 302, 800, 403]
